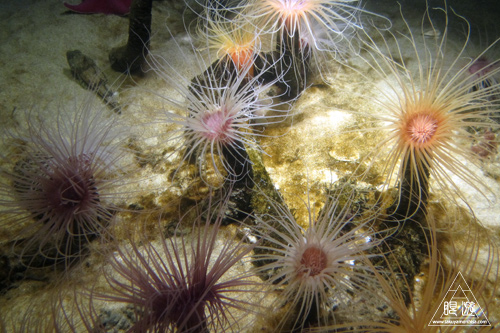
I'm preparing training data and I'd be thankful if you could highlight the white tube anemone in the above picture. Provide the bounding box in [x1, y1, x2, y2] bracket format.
[236, 0, 390, 81]
[145, 37, 294, 185]
[252, 187, 386, 330]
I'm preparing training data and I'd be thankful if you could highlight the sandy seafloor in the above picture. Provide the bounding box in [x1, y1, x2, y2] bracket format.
[1, 0, 500, 331]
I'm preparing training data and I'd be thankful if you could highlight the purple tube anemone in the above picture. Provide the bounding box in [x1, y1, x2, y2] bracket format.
[95, 194, 260, 332]
[0, 93, 130, 267]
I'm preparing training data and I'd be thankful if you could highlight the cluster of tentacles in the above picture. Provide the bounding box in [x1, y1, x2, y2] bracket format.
[0, 0, 500, 332]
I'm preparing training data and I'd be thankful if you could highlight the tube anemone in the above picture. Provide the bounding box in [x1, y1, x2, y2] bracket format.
[95, 194, 260, 332]
[241, 0, 361, 53]
[328, 208, 499, 332]
[197, 11, 262, 79]
[468, 56, 500, 95]
[0, 93, 129, 267]
[235, 0, 388, 85]
[252, 188, 386, 330]
[347, 3, 500, 219]
[145, 39, 293, 185]
[463, 44, 500, 119]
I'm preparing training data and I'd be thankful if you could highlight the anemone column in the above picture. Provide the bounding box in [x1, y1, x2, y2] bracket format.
[278, 33, 311, 97]
[110, 0, 153, 74]
[390, 152, 430, 222]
